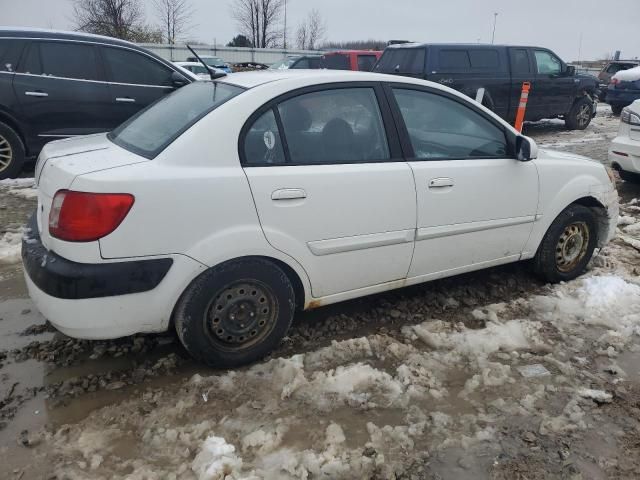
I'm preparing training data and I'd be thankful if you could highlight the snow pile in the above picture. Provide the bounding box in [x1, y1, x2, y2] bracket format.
[613, 66, 640, 82]
[192, 436, 243, 480]
[0, 177, 35, 187]
[7, 186, 37, 199]
[0, 228, 24, 264]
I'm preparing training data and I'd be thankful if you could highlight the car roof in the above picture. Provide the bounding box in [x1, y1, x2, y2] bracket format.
[0, 26, 141, 49]
[385, 42, 532, 50]
[221, 69, 434, 89]
[324, 50, 382, 54]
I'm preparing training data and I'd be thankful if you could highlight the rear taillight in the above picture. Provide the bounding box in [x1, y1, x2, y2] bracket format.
[49, 190, 134, 242]
[610, 78, 619, 86]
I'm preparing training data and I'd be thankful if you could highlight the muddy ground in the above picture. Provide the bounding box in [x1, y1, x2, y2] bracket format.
[1, 106, 640, 479]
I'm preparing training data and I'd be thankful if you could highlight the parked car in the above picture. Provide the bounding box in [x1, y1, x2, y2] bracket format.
[173, 61, 225, 80]
[186, 55, 232, 73]
[609, 99, 640, 182]
[0, 28, 194, 180]
[598, 60, 639, 94]
[269, 55, 323, 70]
[606, 66, 640, 115]
[322, 50, 383, 72]
[373, 43, 599, 130]
[23, 70, 618, 367]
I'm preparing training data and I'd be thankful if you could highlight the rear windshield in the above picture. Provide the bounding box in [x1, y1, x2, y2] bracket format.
[323, 54, 350, 70]
[109, 81, 243, 159]
[373, 48, 426, 75]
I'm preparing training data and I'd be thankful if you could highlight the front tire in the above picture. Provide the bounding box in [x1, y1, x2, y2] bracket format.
[174, 258, 295, 367]
[565, 97, 593, 130]
[619, 169, 640, 183]
[533, 205, 598, 283]
[610, 104, 623, 116]
[0, 121, 25, 180]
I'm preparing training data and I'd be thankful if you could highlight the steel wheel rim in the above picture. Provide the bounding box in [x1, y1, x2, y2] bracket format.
[0, 134, 12, 172]
[203, 280, 278, 351]
[577, 104, 591, 127]
[556, 221, 590, 272]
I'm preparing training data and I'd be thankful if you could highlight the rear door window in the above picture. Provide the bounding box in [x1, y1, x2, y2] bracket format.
[438, 50, 471, 70]
[243, 109, 286, 165]
[102, 46, 173, 86]
[373, 48, 425, 75]
[36, 41, 99, 80]
[468, 49, 500, 69]
[0, 39, 26, 72]
[273, 87, 390, 165]
[323, 54, 351, 70]
[357, 55, 377, 71]
[510, 49, 531, 74]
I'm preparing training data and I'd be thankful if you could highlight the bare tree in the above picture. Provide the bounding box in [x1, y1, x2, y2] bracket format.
[231, 0, 284, 48]
[153, 0, 193, 44]
[296, 9, 325, 50]
[73, 0, 145, 40]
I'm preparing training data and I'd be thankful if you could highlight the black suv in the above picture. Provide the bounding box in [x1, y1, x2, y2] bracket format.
[0, 28, 193, 179]
[374, 43, 599, 130]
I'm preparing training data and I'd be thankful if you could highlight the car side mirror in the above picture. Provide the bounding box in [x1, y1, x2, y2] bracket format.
[516, 135, 538, 161]
[565, 65, 576, 76]
[171, 71, 189, 88]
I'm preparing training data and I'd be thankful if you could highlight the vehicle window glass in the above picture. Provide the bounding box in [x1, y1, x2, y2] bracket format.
[102, 47, 173, 86]
[357, 55, 377, 71]
[607, 63, 636, 74]
[293, 58, 309, 69]
[308, 57, 322, 69]
[110, 81, 243, 158]
[277, 88, 390, 164]
[323, 54, 350, 70]
[373, 48, 425, 74]
[17, 43, 41, 74]
[0, 39, 25, 72]
[468, 49, 499, 69]
[38, 42, 99, 80]
[243, 109, 286, 165]
[393, 88, 508, 160]
[510, 49, 530, 74]
[269, 57, 297, 69]
[534, 50, 561, 75]
[439, 50, 470, 70]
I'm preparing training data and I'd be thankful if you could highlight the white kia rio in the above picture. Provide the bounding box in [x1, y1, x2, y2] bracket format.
[22, 70, 619, 367]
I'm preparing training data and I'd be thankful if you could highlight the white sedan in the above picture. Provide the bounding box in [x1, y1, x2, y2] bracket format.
[23, 70, 618, 367]
[609, 99, 640, 182]
[173, 61, 226, 80]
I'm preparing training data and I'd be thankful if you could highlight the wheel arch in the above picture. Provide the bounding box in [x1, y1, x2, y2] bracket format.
[571, 196, 609, 247]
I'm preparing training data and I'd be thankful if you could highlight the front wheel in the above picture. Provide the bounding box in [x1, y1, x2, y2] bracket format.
[565, 97, 593, 130]
[0, 121, 25, 180]
[174, 258, 295, 367]
[533, 205, 598, 283]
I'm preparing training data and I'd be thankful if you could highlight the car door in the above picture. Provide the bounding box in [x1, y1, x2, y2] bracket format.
[13, 40, 110, 148]
[507, 48, 537, 121]
[387, 85, 538, 279]
[99, 45, 183, 128]
[241, 84, 416, 298]
[532, 49, 574, 118]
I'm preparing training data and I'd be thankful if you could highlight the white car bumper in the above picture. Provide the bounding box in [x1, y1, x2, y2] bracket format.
[609, 135, 640, 174]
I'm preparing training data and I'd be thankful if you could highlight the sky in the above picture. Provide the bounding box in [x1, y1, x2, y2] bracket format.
[1, 0, 638, 61]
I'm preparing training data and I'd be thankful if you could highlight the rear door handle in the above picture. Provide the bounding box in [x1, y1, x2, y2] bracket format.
[116, 97, 136, 103]
[429, 177, 454, 188]
[271, 188, 307, 200]
[25, 91, 48, 97]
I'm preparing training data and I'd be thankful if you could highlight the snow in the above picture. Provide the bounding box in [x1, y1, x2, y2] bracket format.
[0, 228, 24, 264]
[192, 436, 243, 480]
[0, 177, 34, 187]
[613, 66, 640, 82]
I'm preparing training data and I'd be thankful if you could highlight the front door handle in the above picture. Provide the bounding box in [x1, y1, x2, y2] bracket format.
[25, 91, 48, 97]
[271, 188, 307, 200]
[116, 97, 136, 103]
[429, 177, 454, 188]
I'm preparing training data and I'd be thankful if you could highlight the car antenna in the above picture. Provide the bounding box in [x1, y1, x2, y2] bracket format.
[186, 44, 226, 80]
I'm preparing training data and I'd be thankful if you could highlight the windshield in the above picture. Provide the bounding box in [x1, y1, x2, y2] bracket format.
[189, 65, 209, 74]
[109, 82, 243, 159]
[204, 57, 225, 66]
[270, 57, 297, 69]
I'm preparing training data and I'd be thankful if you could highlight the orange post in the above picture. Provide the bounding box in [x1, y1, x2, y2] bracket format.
[514, 82, 531, 133]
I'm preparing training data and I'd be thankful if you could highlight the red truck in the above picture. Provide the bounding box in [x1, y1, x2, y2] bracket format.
[322, 50, 383, 72]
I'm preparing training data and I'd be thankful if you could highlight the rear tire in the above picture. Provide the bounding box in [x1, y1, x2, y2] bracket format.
[174, 258, 295, 368]
[0, 121, 25, 180]
[533, 205, 598, 283]
[610, 104, 623, 116]
[619, 169, 640, 183]
[565, 97, 593, 130]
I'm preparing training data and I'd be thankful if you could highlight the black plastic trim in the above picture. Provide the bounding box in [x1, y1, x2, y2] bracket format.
[22, 214, 172, 299]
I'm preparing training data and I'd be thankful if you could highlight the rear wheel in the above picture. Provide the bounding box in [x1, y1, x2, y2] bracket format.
[619, 168, 640, 183]
[174, 258, 295, 367]
[0, 121, 25, 180]
[533, 205, 598, 283]
[610, 104, 623, 116]
[565, 97, 593, 130]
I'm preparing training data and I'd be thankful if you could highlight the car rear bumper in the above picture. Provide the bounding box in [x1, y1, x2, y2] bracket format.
[609, 135, 640, 174]
[22, 214, 206, 339]
[606, 89, 640, 106]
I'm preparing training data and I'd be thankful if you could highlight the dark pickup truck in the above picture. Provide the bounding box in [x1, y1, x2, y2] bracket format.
[374, 43, 599, 130]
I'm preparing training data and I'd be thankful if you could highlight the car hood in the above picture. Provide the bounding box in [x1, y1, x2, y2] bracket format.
[537, 148, 600, 164]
